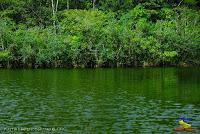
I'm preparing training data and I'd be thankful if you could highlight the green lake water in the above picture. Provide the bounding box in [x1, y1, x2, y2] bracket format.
[0, 68, 200, 133]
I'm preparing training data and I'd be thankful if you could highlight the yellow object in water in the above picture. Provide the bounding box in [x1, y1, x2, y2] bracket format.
[179, 120, 191, 128]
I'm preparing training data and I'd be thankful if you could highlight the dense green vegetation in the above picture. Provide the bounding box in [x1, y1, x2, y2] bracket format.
[0, 0, 200, 68]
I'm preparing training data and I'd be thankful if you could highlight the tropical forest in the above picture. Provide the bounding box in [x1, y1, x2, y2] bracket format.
[0, 0, 199, 68]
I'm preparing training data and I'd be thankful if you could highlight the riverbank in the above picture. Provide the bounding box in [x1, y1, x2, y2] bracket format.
[0, 61, 196, 69]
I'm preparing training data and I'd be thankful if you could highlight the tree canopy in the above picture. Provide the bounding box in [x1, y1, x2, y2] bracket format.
[0, 0, 199, 68]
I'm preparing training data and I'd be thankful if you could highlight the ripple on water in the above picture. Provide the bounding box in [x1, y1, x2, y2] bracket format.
[0, 69, 200, 133]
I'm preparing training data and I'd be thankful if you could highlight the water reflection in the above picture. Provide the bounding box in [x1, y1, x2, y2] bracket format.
[0, 68, 199, 133]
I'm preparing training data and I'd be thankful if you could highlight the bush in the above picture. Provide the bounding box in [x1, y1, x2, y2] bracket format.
[0, 6, 199, 68]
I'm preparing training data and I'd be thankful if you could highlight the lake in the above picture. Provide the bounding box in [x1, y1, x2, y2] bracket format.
[0, 68, 199, 133]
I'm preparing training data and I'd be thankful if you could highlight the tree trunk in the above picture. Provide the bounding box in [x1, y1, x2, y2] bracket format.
[51, 0, 56, 29]
[178, 0, 184, 6]
[51, 0, 59, 30]
[0, 33, 4, 50]
[55, 0, 58, 12]
[92, 0, 96, 9]
[67, 0, 69, 9]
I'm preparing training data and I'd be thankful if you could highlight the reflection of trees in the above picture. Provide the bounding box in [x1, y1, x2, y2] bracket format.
[176, 68, 200, 104]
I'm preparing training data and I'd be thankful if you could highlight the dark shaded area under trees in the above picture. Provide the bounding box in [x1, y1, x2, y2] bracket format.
[0, 0, 200, 68]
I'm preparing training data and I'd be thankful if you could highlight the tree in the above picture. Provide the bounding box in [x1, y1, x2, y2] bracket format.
[51, 0, 59, 30]
[67, 0, 69, 9]
[93, 0, 96, 9]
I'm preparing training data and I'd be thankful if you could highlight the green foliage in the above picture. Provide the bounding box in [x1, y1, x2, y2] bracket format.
[154, 7, 200, 65]
[0, 1, 199, 68]
[0, 50, 10, 59]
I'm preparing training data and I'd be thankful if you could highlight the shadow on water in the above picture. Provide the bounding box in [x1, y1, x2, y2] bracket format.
[0, 68, 199, 133]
